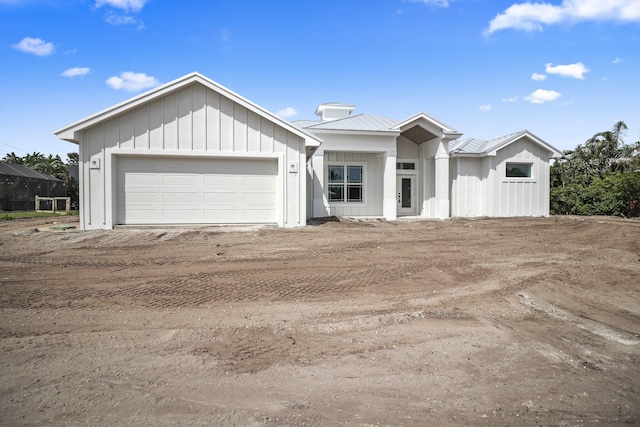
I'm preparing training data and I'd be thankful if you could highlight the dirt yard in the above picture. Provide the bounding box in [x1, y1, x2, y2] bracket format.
[1, 215, 638, 426]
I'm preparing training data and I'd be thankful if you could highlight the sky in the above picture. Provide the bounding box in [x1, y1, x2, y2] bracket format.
[1, 0, 639, 161]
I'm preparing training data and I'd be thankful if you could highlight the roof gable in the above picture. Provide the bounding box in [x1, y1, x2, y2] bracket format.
[449, 130, 562, 158]
[54, 72, 321, 148]
[393, 112, 461, 137]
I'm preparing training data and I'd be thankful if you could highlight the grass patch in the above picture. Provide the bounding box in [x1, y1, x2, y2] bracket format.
[0, 211, 78, 221]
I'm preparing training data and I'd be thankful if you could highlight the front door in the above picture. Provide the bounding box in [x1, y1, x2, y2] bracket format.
[396, 175, 416, 215]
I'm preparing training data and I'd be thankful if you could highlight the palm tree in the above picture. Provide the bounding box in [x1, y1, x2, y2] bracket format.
[2, 152, 24, 164]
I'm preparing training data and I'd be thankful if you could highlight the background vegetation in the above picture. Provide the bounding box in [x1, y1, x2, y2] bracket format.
[550, 121, 640, 217]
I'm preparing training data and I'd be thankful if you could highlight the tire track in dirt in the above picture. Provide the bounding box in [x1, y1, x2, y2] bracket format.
[0, 255, 477, 310]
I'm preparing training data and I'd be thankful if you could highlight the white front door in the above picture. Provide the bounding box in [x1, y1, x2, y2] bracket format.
[396, 175, 416, 215]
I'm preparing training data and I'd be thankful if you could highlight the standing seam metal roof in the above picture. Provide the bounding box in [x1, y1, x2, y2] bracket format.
[449, 130, 533, 154]
[294, 114, 399, 132]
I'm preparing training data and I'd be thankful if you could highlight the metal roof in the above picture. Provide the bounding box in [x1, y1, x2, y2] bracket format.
[449, 130, 562, 158]
[448, 138, 489, 153]
[295, 114, 399, 132]
[0, 161, 63, 181]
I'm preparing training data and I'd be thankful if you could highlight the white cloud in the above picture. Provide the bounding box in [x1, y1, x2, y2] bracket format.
[525, 89, 561, 104]
[276, 107, 298, 119]
[479, 104, 492, 112]
[486, 0, 640, 34]
[12, 37, 55, 56]
[613, 57, 624, 64]
[106, 71, 159, 91]
[106, 13, 138, 26]
[502, 96, 519, 103]
[406, 0, 449, 7]
[531, 73, 547, 81]
[61, 67, 90, 78]
[96, 0, 146, 27]
[545, 62, 589, 79]
[95, 0, 147, 12]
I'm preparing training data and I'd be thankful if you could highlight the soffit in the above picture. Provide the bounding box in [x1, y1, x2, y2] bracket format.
[401, 125, 437, 144]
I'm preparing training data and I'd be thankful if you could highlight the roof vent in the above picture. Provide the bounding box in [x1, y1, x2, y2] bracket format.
[315, 102, 355, 121]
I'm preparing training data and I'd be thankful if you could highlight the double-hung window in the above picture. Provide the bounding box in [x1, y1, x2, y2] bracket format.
[328, 164, 363, 203]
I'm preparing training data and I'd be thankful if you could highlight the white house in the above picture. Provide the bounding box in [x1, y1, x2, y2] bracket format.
[295, 104, 562, 221]
[55, 72, 562, 230]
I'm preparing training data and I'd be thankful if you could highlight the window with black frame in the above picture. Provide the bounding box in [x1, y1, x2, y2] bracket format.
[505, 162, 532, 178]
[328, 165, 363, 203]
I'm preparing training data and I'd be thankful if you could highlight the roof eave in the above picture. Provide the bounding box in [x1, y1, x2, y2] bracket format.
[450, 152, 487, 158]
[304, 128, 401, 137]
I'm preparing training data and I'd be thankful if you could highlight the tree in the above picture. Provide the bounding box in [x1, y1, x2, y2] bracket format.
[2, 152, 24, 164]
[66, 152, 79, 165]
[550, 121, 640, 217]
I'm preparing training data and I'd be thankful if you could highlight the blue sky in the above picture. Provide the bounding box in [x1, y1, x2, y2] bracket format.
[1, 0, 639, 160]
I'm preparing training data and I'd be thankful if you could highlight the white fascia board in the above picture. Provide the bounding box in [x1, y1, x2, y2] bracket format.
[450, 152, 487, 158]
[54, 72, 323, 149]
[487, 131, 562, 158]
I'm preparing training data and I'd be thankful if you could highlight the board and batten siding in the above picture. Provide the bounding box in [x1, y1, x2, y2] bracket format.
[485, 138, 551, 217]
[451, 157, 486, 217]
[78, 82, 306, 229]
[324, 151, 384, 217]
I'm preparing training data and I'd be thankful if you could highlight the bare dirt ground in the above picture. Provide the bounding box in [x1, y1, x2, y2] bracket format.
[1, 215, 639, 426]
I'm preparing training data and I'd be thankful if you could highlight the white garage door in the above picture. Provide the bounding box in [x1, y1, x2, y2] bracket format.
[117, 156, 278, 224]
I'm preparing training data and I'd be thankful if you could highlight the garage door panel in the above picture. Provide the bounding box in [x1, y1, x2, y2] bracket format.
[127, 174, 157, 185]
[126, 192, 157, 203]
[204, 209, 239, 220]
[163, 192, 197, 203]
[163, 175, 197, 186]
[163, 209, 197, 221]
[244, 192, 277, 204]
[126, 209, 157, 222]
[203, 175, 237, 186]
[204, 192, 237, 203]
[117, 157, 278, 224]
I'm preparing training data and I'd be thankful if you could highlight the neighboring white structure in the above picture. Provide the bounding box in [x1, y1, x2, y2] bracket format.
[55, 72, 321, 230]
[55, 72, 561, 230]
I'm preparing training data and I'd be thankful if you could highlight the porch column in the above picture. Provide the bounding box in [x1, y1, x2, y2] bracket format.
[383, 151, 397, 221]
[434, 139, 451, 219]
[312, 149, 329, 217]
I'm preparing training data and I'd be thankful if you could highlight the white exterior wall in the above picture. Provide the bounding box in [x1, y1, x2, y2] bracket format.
[397, 136, 419, 159]
[323, 151, 384, 217]
[78, 82, 307, 229]
[451, 157, 486, 217]
[310, 132, 397, 218]
[485, 138, 551, 217]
